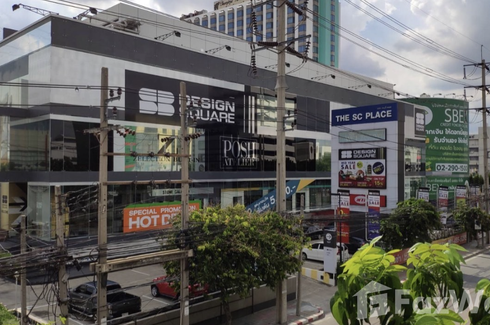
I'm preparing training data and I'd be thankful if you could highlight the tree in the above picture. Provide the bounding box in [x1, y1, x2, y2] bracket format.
[380, 198, 442, 250]
[331, 237, 467, 325]
[453, 204, 490, 242]
[468, 172, 484, 188]
[163, 205, 305, 325]
[0, 303, 18, 325]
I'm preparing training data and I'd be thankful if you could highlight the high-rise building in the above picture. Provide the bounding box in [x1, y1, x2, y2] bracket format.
[182, 0, 340, 67]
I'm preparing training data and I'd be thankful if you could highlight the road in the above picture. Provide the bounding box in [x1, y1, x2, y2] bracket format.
[313, 249, 490, 325]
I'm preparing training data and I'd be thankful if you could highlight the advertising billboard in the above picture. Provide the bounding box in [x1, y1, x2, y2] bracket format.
[336, 190, 350, 242]
[455, 185, 467, 208]
[338, 148, 387, 189]
[123, 200, 201, 233]
[404, 98, 469, 200]
[367, 190, 381, 240]
[438, 186, 449, 225]
[417, 187, 430, 202]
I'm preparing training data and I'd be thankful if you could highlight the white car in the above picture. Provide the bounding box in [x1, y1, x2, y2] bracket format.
[302, 241, 349, 263]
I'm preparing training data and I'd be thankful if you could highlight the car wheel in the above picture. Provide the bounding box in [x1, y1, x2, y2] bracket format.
[302, 252, 307, 260]
[151, 285, 159, 297]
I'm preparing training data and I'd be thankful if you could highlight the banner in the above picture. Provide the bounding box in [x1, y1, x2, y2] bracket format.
[245, 179, 314, 213]
[123, 200, 201, 233]
[417, 187, 430, 202]
[338, 148, 386, 189]
[455, 185, 467, 208]
[336, 190, 350, 243]
[367, 190, 381, 240]
[438, 186, 449, 225]
[323, 229, 337, 274]
[350, 194, 387, 207]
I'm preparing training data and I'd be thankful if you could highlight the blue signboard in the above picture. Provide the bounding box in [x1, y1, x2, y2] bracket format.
[246, 180, 312, 213]
[332, 103, 398, 126]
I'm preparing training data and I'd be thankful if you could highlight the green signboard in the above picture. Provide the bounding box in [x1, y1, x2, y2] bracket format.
[404, 98, 469, 200]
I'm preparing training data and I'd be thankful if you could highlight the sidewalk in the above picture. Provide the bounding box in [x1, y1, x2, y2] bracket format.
[232, 239, 490, 325]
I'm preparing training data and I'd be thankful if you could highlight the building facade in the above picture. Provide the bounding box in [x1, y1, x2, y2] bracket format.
[183, 0, 340, 67]
[0, 3, 397, 240]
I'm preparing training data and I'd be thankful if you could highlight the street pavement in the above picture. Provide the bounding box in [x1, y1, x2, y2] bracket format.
[233, 239, 490, 325]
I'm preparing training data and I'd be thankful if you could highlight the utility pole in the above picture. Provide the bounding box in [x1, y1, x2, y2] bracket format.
[179, 81, 190, 325]
[482, 59, 489, 216]
[275, 1, 287, 323]
[55, 186, 69, 325]
[97, 67, 109, 324]
[20, 214, 27, 325]
[296, 194, 304, 316]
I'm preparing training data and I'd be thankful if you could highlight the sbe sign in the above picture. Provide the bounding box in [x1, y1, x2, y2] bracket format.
[220, 136, 259, 169]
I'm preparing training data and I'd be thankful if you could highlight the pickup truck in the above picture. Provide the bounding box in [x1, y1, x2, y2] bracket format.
[68, 280, 141, 319]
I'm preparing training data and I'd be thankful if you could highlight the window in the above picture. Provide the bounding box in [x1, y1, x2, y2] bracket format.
[228, 22, 234, 29]
[256, 35, 263, 41]
[202, 20, 208, 27]
[219, 24, 225, 31]
[237, 10, 243, 17]
[266, 32, 273, 38]
[287, 17, 295, 24]
[211, 17, 217, 24]
[256, 15, 263, 21]
[313, 25, 318, 32]
[287, 27, 295, 34]
[228, 31, 234, 36]
[267, 3, 273, 9]
[246, 17, 251, 24]
[314, 5, 318, 11]
[331, 4, 335, 11]
[256, 5, 263, 12]
[246, 7, 252, 14]
[237, 20, 243, 26]
[228, 12, 234, 19]
[266, 12, 273, 19]
[331, 54, 335, 61]
[331, 45, 335, 52]
[246, 36, 253, 41]
[298, 24, 306, 31]
[331, 34, 335, 41]
[266, 22, 273, 29]
[219, 15, 225, 22]
[237, 29, 243, 36]
[211, 26, 216, 30]
[257, 25, 263, 31]
[313, 46, 318, 53]
[298, 45, 305, 52]
[331, 14, 335, 21]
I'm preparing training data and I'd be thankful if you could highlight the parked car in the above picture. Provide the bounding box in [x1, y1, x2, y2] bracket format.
[346, 237, 368, 254]
[151, 275, 208, 300]
[68, 280, 141, 319]
[301, 241, 349, 262]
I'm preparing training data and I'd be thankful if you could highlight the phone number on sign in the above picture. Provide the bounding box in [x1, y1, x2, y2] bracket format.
[435, 163, 468, 172]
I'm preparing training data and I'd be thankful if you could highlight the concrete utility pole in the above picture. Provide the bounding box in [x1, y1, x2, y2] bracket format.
[97, 67, 109, 324]
[482, 59, 489, 216]
[179, 82, 190, 325]
[20, 214, 27, 325]
[275, 1, 287, 323]
[55, 186, 69, 325]
[296, 194, 304, 316]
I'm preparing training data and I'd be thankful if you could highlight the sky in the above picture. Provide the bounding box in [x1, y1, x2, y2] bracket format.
[1, 0, 489, 134]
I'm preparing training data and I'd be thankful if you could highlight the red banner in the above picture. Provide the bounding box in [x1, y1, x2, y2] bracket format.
[337, 190, 350, 243]
[350, 194, 387, 207]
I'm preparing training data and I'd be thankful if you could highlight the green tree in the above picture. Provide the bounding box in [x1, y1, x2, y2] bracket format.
[331, 237, 467, 325]
[0, 303, 18, 325]
[468, 172, 484, 187]
[453, 204, 490, 242]
[380, 198, 442, 250]
[163, 205, 304, 325]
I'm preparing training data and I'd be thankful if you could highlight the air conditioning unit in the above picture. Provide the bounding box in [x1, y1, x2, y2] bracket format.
[294, 142, 314, 161]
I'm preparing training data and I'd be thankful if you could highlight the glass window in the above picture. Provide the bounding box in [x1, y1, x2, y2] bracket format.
[331, 54, 335, 61]
[299, 24, 306, 31]
[211, 26, 216, 30]
[331, 45, 335, 52]
[228, 12, 234, 19]
[256, 35, 263, 41]
[256, 15, 263, 21]
[257, 25, 263, 31]
[256, 5, 263, 12]
[228, 31, 234, 36]
[202, 20, 208, 27]
[266, 12, 273, 19]
[267, 3, 273, 9]
[313, 25, 318, 32]
[219, 15, 225, 22]
[211, 17, 217, 24]
[287, 27, 295, 34]
[237, 19, 243, 26]
[228, 22, 234, 29]
[331, 4, 335, 11]
[313, 46, 318, 53]
[237, 29, 244, 36]
[237, 10, 243, 17]
[219, 24, 225, 31]
[246, 17, 251, 24]
[266, 32, 273, 38]
[246, 36, 253, 42]
[331, 34, 335, 41]
[298, 45, 305, 52]
[287, 17, 295, 24]
[246, 7, 252, 14]
[266, 22, 273, 29]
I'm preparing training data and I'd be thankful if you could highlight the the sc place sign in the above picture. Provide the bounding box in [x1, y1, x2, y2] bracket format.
[332, 103, 398, 126]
